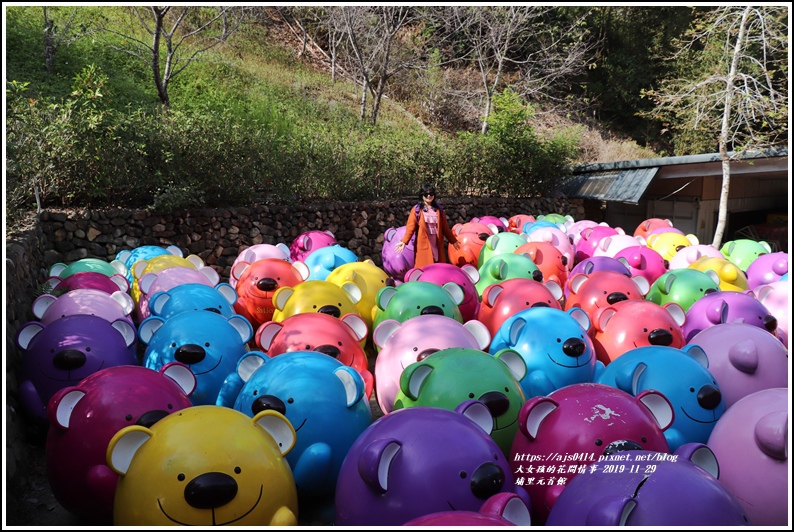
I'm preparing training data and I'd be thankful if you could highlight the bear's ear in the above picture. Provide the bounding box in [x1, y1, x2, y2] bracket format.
[48, 388, 85, 429]
[662, 302, 686, 326]
[441, 282, 465, 306]
[399, 362, 433, 401]
[231, 261, 251, 283]
[253, 410, 296, 457]
[334, 366, 365, 407]
[544, 280, 563, 302]
[198, 266, 220, 286]
[48, 262, 68, 277]
[185, 254, 205, 268]
[110, 274, 130, 293]
[461, 263, 480, 283]
[132, 260, 149, 280]
[166, 245, 184, 257]
[236, 352, 268, 383]
[116, 250, 132, 264]
[463, 319, 491, 351]
[482, 283, 504, 309]
[138, 316, 165, 345]
[255, 322, 283, 353]
[340, 281, 362, 304]
[227, 315, 254, 344]
[108, 425, 154, 475]
[593, 306, 618, 333]
[682, 344, 709, 368]
[272, 286, 295, 311]
[149, 292, 170, 316]
[358, 438, 401, 494]
[584, 497, 638, 526]
[161, 362, 197, 396]
[137, 272, 158, 295]
[275, 242, 291, 258]
[32, 294, 57, 319]
[456, 400, 493, 435]
[110, 259, 128, 276]
[340, 313, 368, 343]
[376, 286, 398, 310]
[292, 260, 311, 281]
[479, 493, 532, 526]
[16, 321, 45, 350]
[614, 361, 646, 395]
[631, 275, 650, 296]
[674, 443, 719, 478]
[404, 268, 423, 282]
[518, 397, 558, 440]
[636, 390, 674, 431]
[493, 348, 527, 383]
[372, 319, 401, 349]
[215, 283, 237, 305]
[506, 317, 528, 347]
[568, 273, 589, 295]
[567, 307, 591, 332]
[110, 291, 135, 316]
[111, 319, 137, 348]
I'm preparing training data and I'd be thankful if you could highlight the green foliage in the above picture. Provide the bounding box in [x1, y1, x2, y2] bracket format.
[6, 6, 587, 216]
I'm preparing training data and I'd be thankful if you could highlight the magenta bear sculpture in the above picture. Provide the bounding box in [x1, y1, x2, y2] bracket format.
[45, 363, 195, 522]
[32, 288, 135, 327]
[510, 382, 673, 523]
[405, 263, 481, 322]
[334, 401, 530, 526]
[612, 245, 668, 286]
[546, 443, 750, 526]
[688, 323, 788, 407]
[707, 388, 788, 526]
[15, 315, 138, 423]
[43, 271, 130, 296]
[289, 229, 337, 262]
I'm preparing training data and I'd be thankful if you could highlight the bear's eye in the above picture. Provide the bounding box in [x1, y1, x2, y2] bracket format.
[178, 473, 186, 481]
[643, 328, 648, 332]
[338, 341, 343, 347]
[337, 303, 342, 307]
[413, 347, 418, 351]
[459, 471, 467, 479]
[313, 305, 317, 309]
[305, 345, 311, 350]
[595, 439, 603, 446]
[126, 414, 133, 421]
[287, 398, 294, 404]
[504, 387, 509, 393]
[167, 403, 173, 410]
[468, 393, 475, 398]
[234, 466, 241, 474]
[641, 436, 647, 443]
[204, 342, 210, 347]
[85, 347, 91, 352]
[171, 342, 177, 347]
[556, 338, 561, 343]
[690, 387, 695, 392]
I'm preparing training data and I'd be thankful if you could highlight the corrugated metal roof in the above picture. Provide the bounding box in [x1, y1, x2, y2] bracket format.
[560, 167, 659, 204]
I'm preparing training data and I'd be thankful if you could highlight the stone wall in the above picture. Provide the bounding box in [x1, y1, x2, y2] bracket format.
[4, 195, 582, 506]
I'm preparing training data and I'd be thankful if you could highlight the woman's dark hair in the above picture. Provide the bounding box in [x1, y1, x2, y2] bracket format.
[419, 183, 440, 210]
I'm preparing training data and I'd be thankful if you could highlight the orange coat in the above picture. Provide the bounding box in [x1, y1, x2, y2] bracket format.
[401, 205, 459, 269]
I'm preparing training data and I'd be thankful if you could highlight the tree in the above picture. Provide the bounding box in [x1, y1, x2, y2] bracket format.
[642, 6, 788, 248]
[41, 6, 91, 73]
[449, 6, 597, 135]
[100, 6, 248, 110]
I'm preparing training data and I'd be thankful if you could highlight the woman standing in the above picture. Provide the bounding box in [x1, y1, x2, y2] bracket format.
[395, 184, 460, 269]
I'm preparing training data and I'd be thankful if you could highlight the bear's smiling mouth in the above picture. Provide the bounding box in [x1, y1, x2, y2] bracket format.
[680, 407, 716, 424]
[158, 484, 263, 525]
[190, 356, 222, 376]
[547, 352, 590, 368]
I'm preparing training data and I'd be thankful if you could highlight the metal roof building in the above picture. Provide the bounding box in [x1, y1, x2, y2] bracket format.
[558, 147, 789, 250]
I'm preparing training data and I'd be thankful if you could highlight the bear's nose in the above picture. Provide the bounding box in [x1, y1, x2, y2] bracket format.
[478, 391, 509, 418]
[648, 329, 673, 346]
[318, 305, 341, 318]
[184, 472, 238, 509]
[470, 462, 504, 500]
[602, 439, 643, 456]
[562, 338, 586, 357]
[697, 385, 722, 410]
[136, 410, 170, 428]
[252, 394, 287, 416]
[607, 292, 628, 305]
[421, 305, 443, 316]
[314, 344, 341, 359]
[764, 314, 778, 332]
[53, 349, 86, 371]
[532, 270, 544, 282]
[175, 344, 206, 365]
[256, 278, 277, 292]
